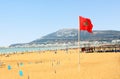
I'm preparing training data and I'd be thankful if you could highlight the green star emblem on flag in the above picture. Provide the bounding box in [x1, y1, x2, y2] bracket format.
[83, 21, 88, 26]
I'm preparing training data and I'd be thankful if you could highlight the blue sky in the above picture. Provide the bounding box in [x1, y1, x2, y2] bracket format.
[0, 0, 120, 46]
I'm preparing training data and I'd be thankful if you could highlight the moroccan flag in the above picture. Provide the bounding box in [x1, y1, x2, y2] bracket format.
[79, 16, 93, 33]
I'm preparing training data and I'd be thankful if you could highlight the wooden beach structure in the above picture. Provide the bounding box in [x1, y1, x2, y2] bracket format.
[81, 44, 120, 53]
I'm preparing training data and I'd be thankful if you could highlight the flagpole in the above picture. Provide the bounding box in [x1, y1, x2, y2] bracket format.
[77, 16, 93, 70]
[78, 16, 80, 69]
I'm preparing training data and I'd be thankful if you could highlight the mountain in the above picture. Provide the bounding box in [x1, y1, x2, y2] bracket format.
[9, 28, 120, 47]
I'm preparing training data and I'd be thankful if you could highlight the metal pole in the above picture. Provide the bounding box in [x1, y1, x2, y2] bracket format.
[78, 16, 80, 68]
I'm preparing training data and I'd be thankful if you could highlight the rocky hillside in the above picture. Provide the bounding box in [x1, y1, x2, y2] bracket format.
[9, 28, 120, 47]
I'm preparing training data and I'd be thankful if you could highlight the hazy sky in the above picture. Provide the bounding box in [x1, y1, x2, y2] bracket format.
[0, 0, 120, 46]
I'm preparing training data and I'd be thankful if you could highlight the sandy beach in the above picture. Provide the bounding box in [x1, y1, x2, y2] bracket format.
[0, 49, 120, 79]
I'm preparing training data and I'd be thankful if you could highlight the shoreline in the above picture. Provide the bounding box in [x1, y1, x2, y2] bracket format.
[0, 46, 78, 54]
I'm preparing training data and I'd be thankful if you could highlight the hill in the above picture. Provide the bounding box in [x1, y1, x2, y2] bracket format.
[9, 28, 120, 47]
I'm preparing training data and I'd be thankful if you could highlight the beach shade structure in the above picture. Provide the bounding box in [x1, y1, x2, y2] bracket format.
[7, 65, 12, 70]
[28, 75, 30, 79]
[19, 70, 23, 76]
[0, 62, 5, 68]
[20, 62, 24, 66]
[28, 62, 32, 64]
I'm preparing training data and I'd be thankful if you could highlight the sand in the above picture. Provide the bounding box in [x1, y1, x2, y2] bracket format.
[0, 49, 120, 79]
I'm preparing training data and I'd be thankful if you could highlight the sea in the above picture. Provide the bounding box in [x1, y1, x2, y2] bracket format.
[0, 46, 77, 54]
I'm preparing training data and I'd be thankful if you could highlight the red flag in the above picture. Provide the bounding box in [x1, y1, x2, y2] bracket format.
[79, 16, 93, 33]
